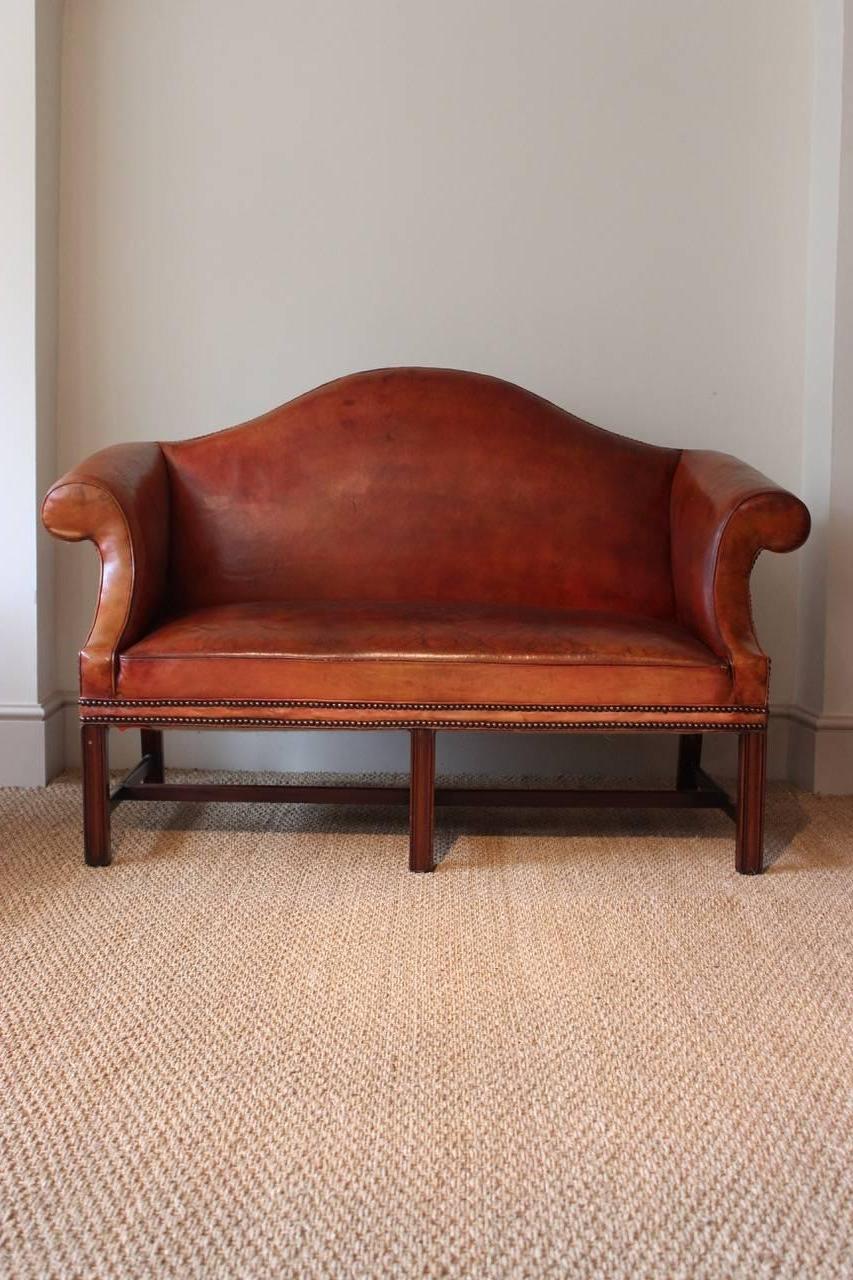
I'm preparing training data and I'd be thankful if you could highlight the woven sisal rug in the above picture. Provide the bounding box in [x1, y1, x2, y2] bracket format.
[1, 773, 851, 1278]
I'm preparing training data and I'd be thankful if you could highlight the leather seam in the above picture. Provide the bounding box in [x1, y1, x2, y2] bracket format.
[116, 653, 728, 670]
[711, 492, 766, 661]
[112, 495, 135, 697]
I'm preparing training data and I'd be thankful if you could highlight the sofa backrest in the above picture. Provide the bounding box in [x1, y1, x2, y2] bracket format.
[162, 368, 680, 618]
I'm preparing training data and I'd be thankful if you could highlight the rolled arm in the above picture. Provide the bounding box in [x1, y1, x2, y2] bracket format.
[671, 450, 810, 706]
[42, 443, 170, 697]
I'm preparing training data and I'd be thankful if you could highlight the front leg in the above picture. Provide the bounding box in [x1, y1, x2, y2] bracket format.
[735, 731, 767, 874]
[81, 724, 112, 866]
[409, 729, 436, 872]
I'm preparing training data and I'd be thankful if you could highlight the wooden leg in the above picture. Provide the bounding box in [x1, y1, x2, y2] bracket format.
[409, 729, 436, 872]
[676, 733, 703, 790]
[81, 724, 111, 867]
[140, 729, 164, 783]
[736, 731, 767, 875]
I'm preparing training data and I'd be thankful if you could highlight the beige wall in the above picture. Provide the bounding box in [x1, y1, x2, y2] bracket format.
[0, 0, 39, 715]
[816, 0, 853, 786]
[51, 0, 817, 779]
[0, 0, 63, 785]
[787, 0, 853, 792]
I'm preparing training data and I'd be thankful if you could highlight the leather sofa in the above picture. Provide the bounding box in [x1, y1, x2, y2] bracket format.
[42, 368, 810, 873]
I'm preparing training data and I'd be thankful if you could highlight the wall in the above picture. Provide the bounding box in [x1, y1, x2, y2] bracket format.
[789, 0, 853, 792]
[813, 0, 853, 788]
[50, 0, 817, 782]
[0, 0, 63, 786]
[0, 2, 38, 757]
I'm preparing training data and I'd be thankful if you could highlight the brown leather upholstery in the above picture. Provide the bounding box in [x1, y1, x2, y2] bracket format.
[114, 601, 732, 716]
[43, 368, 810, 729]
[162, 370, 679, 617]
[671, 450, 811, 705]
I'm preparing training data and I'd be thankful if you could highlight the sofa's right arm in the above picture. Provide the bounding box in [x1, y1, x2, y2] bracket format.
[42, 443, 170, 697]
[670, 450, 810, 706]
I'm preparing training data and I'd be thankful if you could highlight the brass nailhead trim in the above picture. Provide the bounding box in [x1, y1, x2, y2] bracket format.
[79, 697, 766, 714]
[81, 713, 766, 732]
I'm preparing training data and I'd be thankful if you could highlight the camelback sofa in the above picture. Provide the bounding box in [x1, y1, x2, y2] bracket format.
[43, 368, 810, 874]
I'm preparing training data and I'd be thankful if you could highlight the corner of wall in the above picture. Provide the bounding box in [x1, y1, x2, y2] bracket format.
[0, 693, 66, 786]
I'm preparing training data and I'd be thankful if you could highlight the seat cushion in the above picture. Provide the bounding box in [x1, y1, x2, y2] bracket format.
[115, 601, 734, 710]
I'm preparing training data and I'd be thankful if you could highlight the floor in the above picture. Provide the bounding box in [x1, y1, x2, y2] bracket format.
[1, 773, 852, 1278]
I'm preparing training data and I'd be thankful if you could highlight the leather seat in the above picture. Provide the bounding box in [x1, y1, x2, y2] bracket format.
[117, 600, 732, 706]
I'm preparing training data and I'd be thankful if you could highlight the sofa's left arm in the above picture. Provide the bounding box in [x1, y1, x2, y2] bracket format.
[670, 450, 810, 706]
[42, 443, 170, 697]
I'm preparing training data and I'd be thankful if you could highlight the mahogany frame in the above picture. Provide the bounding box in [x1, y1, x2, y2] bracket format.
[80, 723, 767, 875]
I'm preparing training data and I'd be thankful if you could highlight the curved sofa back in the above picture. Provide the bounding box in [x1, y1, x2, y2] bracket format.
[161, 368, 680, 618]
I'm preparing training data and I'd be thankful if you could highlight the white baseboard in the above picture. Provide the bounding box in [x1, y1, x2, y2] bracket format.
[66, 717, 734, 781]
[47, 693, 794, 786]
[1, 693, 843, 794]
[781, 703, 853, 794]
[0, 693, 65, 787]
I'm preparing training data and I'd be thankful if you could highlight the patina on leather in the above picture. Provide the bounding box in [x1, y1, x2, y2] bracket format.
[43, 367, 812, 877]
[43, 368, 809, 725]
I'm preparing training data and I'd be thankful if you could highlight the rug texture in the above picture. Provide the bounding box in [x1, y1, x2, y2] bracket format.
[1, 771, 852, 1279]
